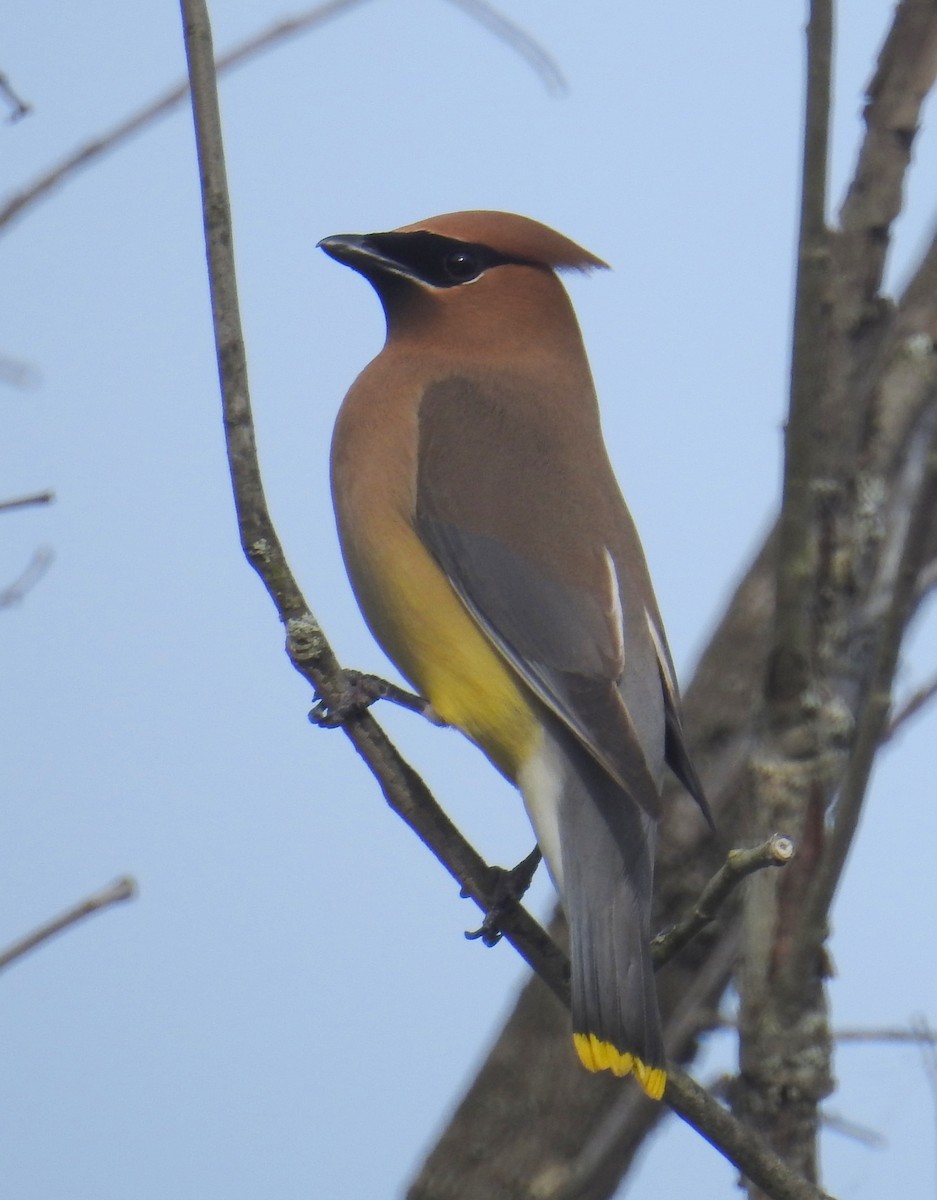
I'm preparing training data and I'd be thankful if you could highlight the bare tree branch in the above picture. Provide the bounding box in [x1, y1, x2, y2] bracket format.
[0, 489, 54, 513]
[789, 403, 937, 989]
[0, 877, 136, 971]
[441, 0, 565, 94]
[835, 0, 937, 340]
[666, 1073, 833, 1200]
[0, 71, 31, 122]
[822, 0, 937, 520]
[836, 1026, 937, 1045]
[705, 1019, 937, 1048]
[883, 670, 937, 740]
[820, 1112, 886, 1149]
[909, 1015, 937, 1190]
[917, 557, 937, 602]
[0, 547, 53, 608]
[768, 0, 833, 708]
[735, 6, 836, 1190]
[652, 834, 793, 968]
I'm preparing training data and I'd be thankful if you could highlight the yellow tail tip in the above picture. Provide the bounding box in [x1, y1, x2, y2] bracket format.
[572, 1033, 666, 1101]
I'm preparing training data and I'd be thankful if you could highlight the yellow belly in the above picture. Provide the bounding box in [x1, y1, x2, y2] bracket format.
[345, 518, 538, 781]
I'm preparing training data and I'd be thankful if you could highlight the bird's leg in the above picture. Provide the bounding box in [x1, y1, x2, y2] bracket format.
[464, 845, 543, 946]
[309, 671, 440, 727]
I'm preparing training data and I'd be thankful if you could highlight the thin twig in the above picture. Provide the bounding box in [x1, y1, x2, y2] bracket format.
[820, 1111, 886, 1149]
[0, 489, 55, 514]
[0, 72, 31, 122]
[910, 1015, 937, 1195]
[0, 877, 136, 971]
[917, 558, 937, 602]
[0, 546, 53, 608]
[836, 1026, 937, 1045]
[652, 835, 794, 968]
[883, 672, 937, 740]
[441, 0, 565, 94]
[708, 1020, 937, 1047]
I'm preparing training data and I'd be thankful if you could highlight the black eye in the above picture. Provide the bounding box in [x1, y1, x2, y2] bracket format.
[443, 250, 482, 282]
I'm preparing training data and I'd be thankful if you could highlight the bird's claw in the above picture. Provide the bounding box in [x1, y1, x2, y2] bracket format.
[308, 671, 383, 727]
[465, 917, 504, 947]
[309, 672, 432, 727]
[463, 846, 542, 946]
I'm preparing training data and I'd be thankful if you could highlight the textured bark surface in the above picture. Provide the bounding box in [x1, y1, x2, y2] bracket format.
[733, 5, 937, 1192]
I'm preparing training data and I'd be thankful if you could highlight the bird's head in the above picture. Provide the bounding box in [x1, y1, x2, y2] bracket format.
[318, 211, 608, 347]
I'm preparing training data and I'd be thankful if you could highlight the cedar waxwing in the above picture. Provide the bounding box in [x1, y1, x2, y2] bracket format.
[319, 211, 708, 1101]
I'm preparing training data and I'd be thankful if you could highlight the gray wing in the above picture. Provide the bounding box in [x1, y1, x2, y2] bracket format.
[415, 375, 664, 818]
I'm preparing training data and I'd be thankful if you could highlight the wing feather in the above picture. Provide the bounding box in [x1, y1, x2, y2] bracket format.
[415, 374, 668, 818]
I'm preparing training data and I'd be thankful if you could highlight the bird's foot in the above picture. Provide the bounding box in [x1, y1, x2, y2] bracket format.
[309, 671, 432, 727]
[464, 846, 542, 946]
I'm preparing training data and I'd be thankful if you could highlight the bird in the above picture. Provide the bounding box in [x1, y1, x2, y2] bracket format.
[319, 211, 709, 1100]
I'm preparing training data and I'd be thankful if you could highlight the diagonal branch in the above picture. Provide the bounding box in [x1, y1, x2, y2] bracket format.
[883, 670, 937, 739]
[0, 877, 136, 971]
[0, 489, 54, 513]
[0, 546, 53, 608]
[652, 834, 793, 968]
[835, 0, 937, 336]
[666, 1073, 832, 1200]
[441, 0, 565, 94]
[0, 70, 31, 122]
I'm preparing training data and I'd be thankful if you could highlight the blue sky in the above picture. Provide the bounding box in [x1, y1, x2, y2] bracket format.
[3, 3, 937, 1196]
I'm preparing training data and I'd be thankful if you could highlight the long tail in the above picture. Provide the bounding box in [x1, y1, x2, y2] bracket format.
[520, 723, 664, 1099]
